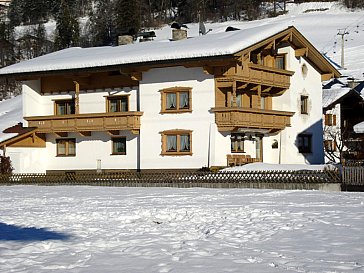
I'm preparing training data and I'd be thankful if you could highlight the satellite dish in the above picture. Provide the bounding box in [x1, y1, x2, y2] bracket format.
[225, 26, 240, 32]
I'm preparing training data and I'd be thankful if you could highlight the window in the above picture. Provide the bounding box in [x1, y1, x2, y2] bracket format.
[301, 63, 308, 77]
[231, 134, 245, 153]
[107, 96, 129, 112]
[160, 87, 192, 113]
[325, 114, 336, 126]
[229, 93, 242, 107]
[275, 55, 285, 70]
[324, 139, 336, 152]
[56, 139, 76, 156]
[297, 134, 312, 153]
[300, 95, 308, 114]
[161, 130, 192, 155]
[55, 99, 75, 115]
[112, 137, 126, 155]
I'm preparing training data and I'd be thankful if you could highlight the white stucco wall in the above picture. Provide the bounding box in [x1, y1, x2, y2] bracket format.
[139, 66, 215, 169]
[270, 46, 324, 164]
[45, 131, 138, 171]
[6, 147, 47, 173]
[23, 82, 139, 118]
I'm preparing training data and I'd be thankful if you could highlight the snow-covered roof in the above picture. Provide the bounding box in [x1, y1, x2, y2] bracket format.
[0, 95, 23, 143]
[322, 87, 351, 108]
[354, 121, 364, 134]
[0, 23, 305, 76]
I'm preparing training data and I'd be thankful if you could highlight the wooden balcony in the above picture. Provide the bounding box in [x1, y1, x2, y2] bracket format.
[216, 63, 294, 91]
[212, 107, 294, 133]
[25, 112, 143, 134]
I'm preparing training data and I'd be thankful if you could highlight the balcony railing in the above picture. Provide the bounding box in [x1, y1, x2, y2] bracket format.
[212, 107, 294, 132]
[217, 63, 294, 90]
[25, 112, 143, 133]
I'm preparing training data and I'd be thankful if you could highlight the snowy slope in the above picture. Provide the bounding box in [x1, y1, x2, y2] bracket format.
[0, 186, 363, 272]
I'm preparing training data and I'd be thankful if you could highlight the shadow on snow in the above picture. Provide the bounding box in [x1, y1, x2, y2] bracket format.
[0, 222, 72, 241]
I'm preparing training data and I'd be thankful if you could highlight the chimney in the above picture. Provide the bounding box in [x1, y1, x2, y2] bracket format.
[172, 29, 187, 41]
[118, 35, 133, 45]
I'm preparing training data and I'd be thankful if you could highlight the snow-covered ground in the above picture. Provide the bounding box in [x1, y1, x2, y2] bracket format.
[0, 186, 363, 272]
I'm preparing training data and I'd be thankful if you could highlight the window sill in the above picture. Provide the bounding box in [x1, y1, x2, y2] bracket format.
[160, 109, 192, 114]
[111, 153, 126, 155]
[231, 151, 245, 153]
[56, 155, 76, 157]
[161, 151, 192, 156]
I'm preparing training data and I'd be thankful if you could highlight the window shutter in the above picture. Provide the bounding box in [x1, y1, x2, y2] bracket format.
[333, 115, 337, 126]
[325, 114, 329, 125]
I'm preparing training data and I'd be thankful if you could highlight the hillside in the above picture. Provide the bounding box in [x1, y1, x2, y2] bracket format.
[0, 1, 363, 141]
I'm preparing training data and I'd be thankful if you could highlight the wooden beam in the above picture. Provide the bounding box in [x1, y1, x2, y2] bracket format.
[295, 47, 308, 57]
[107, 130, 119, 136]
[79, 131, 91, 137]
[216, 81, 233, 88]
[322, 73, 334, 81]
[73, 81, 80, 115]
[131, 129, 140, 135]
[237, 83, 249, 90]
[203, 66, 214, 75]
[130, 72, 142, 81]
[262, 86, 273, 93]
[54, 132, 68, 137]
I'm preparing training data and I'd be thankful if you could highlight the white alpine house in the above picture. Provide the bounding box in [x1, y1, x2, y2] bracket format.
[0, 23, 339, 173]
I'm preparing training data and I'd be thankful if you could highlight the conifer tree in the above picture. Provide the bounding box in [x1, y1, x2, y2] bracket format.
[113, 0, 141, 36]
[54, 0, 80, 50]
[89, 0, 114, 46]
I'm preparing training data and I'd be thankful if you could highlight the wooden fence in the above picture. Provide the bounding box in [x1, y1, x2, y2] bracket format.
[0, 169, 341, 189]
[342, 167, 364, 186]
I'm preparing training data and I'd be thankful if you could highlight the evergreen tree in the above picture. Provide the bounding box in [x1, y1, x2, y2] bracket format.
[89, 0, 114, 46]
[8, 0, 24, 26]
[54, 0, 80, 50]
[0, 156, 13, 174]
[114, 0, 141, 36]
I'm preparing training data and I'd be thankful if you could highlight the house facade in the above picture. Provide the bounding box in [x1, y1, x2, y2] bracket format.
[323, 80, 364, 163]
[0, 25, 339, 173]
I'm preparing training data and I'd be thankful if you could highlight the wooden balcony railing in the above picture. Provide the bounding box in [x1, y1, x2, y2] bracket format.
[216, 63, 294, 90]
[212, 107, 294, 132]
[25, 112, 143, 133]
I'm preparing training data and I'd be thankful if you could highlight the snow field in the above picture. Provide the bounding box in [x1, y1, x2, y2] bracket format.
[0, 186, 363, 272]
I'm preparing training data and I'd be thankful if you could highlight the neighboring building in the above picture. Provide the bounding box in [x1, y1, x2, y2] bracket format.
[322, 79, 364, 163]
[0, 25, 339, 173]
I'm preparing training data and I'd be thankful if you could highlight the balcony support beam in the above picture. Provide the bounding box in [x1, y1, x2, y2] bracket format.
[73, 81, 80, 115]
[54, 132, 68, 137]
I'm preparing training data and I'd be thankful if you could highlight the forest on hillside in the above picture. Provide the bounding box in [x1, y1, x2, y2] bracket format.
[0, 0, 363, 98]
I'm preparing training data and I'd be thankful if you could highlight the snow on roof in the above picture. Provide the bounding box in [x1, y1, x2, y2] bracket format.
[0, 23, 290, 75]
[354, 120, 364, 134]
[0, 95, 23, 142]
[322, 86, 351, 108]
